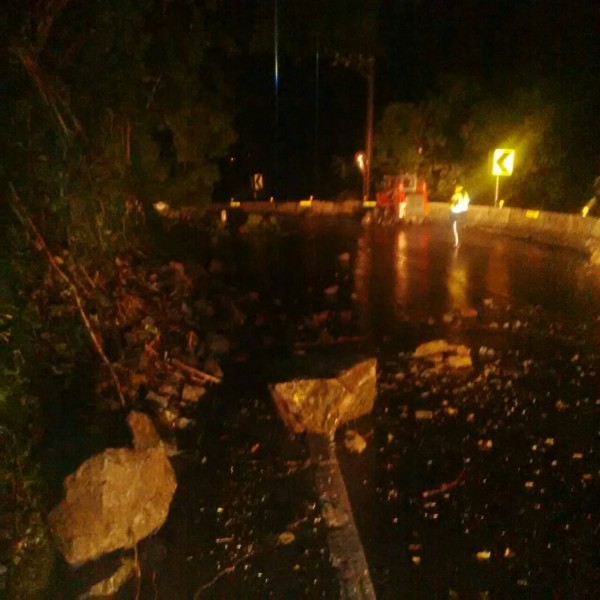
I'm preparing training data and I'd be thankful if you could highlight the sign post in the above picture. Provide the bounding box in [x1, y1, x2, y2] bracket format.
[252, 173, 264, 199]
[492, 149, 515, 207]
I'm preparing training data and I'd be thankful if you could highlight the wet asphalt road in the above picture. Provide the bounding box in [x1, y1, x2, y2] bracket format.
[335, 221, 600, 598]
[154, 217, 600, 598]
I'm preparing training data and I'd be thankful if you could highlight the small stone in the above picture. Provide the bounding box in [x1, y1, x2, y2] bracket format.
[344, 430, 367, 454]
[415, 410, 434, 420]
[447, 354, 472, 369]
[478, 439, 493, 451]
[158, 384, 179, 397]
[322, 503, 349, 529]
[278, 532, 295, 545]
[158, 408, 178, 428]
[127, 411, 162, 450]
[181, 384, 206, 403]
[207, 333, 230, 356]
[146, 390, 169, 408]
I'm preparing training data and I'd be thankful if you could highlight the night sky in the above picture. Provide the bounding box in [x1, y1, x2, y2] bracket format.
[219, 0, 597, 201]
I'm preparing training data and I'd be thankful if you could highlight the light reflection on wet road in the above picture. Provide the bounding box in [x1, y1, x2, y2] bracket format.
[352, 222, 600, 338]
[330, 221, 600, 597]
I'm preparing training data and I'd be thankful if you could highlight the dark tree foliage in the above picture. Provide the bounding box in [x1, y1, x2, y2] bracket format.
[1, 0, 237, 256]
[373, 0, 598, 208]
[226, 0, 597, 205]
[1, 6, 238, 589]
[214, 0, 386, 200]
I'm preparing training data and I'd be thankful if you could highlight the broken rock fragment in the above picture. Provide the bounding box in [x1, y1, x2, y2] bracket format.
[269, 358, 377, 439]
[127, 410, 162, 450]
[413, 339, 472, 369]
[181, 383, 206, 403]
[344, 430, 367, 454]
[77, 558, 135, 599]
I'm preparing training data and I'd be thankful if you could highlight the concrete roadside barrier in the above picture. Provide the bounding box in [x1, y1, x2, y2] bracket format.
[425, 202, 600, 263]
[190, 200, 600, 264]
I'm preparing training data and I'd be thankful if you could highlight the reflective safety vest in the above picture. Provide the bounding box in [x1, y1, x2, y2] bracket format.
[450, 191, 470, 214]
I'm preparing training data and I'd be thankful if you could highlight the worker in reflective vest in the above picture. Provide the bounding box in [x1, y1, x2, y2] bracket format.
[581, 176, 599, 217]
[449, 184, 470, 247]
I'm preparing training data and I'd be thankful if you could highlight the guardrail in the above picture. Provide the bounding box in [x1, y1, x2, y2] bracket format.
[196, 199, 600, 264]
[426, 202, 600, 263]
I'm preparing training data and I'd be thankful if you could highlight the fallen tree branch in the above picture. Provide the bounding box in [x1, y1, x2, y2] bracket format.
[193, 546, 255, 598]
[284, 517, 309, 530]
[294, 335, 367, 350]
[12, 46, 82, 138]
[77, 263, 99, 292]
[9, 184, 127, 408]
[169, 358, 222, 384]
[30, 0, 73, 58]
[422, 468, 466, 499]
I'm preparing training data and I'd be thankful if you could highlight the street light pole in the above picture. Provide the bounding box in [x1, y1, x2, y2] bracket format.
[364, 56, 375, 202]
[333, 52, 375, 202]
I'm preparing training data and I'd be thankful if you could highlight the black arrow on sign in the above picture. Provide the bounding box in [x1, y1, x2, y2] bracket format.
[495, 151, 513, 175]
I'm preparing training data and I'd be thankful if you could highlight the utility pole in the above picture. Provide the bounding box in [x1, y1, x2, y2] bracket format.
[273, 0, 280, 199]
[333, 53, 375, 202]
[364, 56, 375, 202]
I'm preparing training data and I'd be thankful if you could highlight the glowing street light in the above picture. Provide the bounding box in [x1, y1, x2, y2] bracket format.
[153, 201, 170, 214]
[335, 53, 375, 202]
[355, 151, 366, 173]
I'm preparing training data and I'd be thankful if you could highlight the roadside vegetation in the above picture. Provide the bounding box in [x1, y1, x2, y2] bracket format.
[0, 0, 596, 594]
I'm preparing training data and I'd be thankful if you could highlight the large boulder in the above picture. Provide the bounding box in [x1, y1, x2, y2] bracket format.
[48, 447, 176, 565]
[269, 358, 377, 439]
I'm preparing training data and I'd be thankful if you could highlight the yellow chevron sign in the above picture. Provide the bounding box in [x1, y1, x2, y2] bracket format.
[252, 173, 264, 192]
[492, 149, 515, 176]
